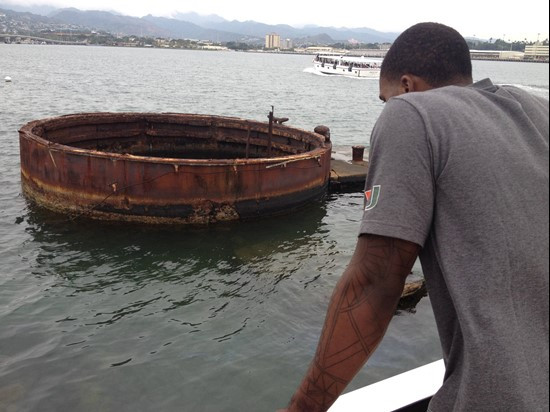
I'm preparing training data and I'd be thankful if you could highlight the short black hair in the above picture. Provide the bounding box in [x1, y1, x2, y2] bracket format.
[381, 22, 472, 87]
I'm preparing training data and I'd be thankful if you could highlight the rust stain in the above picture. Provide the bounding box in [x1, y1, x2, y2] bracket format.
[19, 112, 332, 224]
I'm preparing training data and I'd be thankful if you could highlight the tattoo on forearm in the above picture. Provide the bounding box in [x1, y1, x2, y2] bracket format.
[292, 235, 419, 411]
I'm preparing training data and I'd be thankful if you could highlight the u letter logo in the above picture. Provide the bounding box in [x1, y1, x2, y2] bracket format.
[364, 185, 381, 211]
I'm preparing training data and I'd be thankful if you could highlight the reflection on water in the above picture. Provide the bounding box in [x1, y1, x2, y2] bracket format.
[4, 194, 362, 411]
[24, 198, 329, 328]
[0, 193, 440, 412]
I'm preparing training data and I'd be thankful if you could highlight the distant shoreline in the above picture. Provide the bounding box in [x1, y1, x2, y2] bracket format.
[1, 41, 548, 64]
[469, 56, 548, 63]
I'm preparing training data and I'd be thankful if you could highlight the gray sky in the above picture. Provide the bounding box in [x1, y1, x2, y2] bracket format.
[4, 0, 549, 41]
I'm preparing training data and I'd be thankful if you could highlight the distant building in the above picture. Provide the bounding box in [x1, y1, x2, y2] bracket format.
[305, 46, 335, 54]
[348, 48, 388, 58]
[281, 38, 293, 50]
[500, 51, 525, 60]
[470, 50, 502, 60]
[524, 43, 549, 61]
[470, 50, 524, 60]
[265, 33, 281, 49]
[200, 45, 229, 51]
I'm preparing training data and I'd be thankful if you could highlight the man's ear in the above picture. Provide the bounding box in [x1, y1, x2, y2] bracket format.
[399, 75, 414, 93]
[400, 74, 433, 93]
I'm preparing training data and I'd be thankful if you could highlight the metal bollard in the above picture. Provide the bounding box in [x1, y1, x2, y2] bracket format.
[352, 145, 365, 162]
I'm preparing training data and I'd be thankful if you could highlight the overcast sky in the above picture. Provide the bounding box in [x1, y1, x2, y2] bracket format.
[3, 0, 549, 41]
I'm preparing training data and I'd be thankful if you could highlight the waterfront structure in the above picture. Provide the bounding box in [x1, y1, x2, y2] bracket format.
[265, 33, 281, 49]
[305, 46, 335, 54]
[199, 43, 229, 51]
[19, 113, 332, 224]
[470, 50, 525, 60]
[524, 43, 549, 61]
[347, 48, 389, 58]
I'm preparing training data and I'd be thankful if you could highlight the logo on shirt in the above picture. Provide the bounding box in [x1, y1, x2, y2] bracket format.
[364, 185, 381, 211]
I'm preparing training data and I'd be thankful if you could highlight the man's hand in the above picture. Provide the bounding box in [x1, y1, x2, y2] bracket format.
[281, 234, 420, 412]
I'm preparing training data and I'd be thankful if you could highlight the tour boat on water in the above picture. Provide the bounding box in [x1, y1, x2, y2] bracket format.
[313, 54, 383, 78]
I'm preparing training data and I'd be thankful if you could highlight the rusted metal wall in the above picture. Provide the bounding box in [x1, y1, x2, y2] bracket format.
[19, 113, 332, 224]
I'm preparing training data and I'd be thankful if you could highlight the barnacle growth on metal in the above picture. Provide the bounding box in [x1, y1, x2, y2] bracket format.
[19, 112, 332, 224]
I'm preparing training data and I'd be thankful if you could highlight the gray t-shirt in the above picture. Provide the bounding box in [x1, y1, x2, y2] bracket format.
[360, 79, 549, 411]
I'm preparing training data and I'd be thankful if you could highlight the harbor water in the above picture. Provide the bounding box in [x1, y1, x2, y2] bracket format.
[0, 45, 548, 411]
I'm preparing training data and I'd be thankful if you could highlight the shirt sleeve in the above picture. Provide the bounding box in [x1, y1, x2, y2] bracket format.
[359, 97, 435, 247]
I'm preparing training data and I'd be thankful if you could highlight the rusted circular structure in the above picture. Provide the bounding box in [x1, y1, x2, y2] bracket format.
[19, 113, 332, 224]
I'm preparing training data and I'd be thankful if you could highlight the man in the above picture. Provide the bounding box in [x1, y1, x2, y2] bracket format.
[280, 23, 549, 411]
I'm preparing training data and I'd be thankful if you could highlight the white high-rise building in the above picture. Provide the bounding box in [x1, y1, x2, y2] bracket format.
[281, 38, 293, 50]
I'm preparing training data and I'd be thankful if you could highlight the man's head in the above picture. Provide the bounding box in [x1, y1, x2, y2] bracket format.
[379, 22, 473, 102]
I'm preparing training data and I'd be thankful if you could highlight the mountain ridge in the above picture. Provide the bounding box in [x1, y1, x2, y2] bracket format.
[0, 3, 400, 44]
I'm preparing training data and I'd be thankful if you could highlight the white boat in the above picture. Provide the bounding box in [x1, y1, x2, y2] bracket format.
[313, 54, 382, 78]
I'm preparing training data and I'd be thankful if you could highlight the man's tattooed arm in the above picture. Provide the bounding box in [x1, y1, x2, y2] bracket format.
[283, 234, 420, 412]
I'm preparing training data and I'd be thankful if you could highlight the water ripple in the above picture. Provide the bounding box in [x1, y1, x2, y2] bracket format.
[1, 45, 541, 411]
